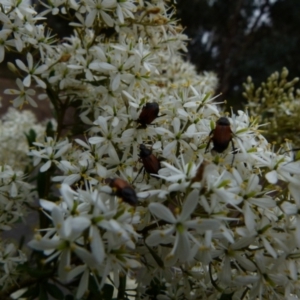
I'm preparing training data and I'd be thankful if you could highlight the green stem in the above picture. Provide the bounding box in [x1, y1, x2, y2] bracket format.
[175, 141, 180, 157]
[208, 262, 223, 293]
[196, 93, 211, 113]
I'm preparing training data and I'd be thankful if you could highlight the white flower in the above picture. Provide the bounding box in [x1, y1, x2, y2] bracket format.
[147, 189, 217, 262]
[29, 207, 93, 282]
[0, 29, 12, 62]
[0, 107, 47, 169]
[38, 0, 66, 16]
[115, 0, 136, 24]
[4, 78, 36, 107]
[85, 0, 116, 27]
[252, 148, 300, 185]
[15, 53, 48, 88]
[3, 0, 300, 298]
[154, 158, 198, 192]
[88, 116, 121, 157]
[156, 118, 194, 160]
[0, 165, 35, 229]
[29, 137, 71, 172]
[0, 243, 27, 289]
[28, 185, 94, 282]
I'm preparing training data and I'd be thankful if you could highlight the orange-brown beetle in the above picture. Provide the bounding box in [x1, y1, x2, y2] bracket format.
[205, 117, 238, 165]
[133, 144, 161, 183]
[105, 178, 138, 206]
[205, 117, 235, 154]
[137, 102, 159, 128]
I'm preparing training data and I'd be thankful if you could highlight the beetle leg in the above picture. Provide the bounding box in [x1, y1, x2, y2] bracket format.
[132, 166, 144, 184]
[205, 137, 212, 153]
[157, 113, 166, 118]
[205, 129, 214, 153]
[232, 132, 242, 142]
[137, 168, 146, 183]
[230, 139, 236, 166]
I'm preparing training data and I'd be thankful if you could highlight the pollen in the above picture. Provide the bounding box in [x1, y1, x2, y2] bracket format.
[64, 265, 72, 272]
[147, 7, 161, 14]
[199, 245, 209, 251]
[35, 234, 42, 241]
[174, 207, 180, 215]
[166, 254, 174, 261]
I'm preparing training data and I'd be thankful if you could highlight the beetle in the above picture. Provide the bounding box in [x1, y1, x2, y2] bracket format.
[205, 117, 237, 163]
[139, 144, 161, 175]
[137, 102, 160, 128]
[133, 144, 161, 183]
[105, 178, 138, 206]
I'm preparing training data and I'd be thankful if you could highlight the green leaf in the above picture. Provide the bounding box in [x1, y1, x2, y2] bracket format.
[45, 121, 55, 138]
[45, 283, 64, 300]
[202, 92, 211, 103]
[210, 119, 215, 130]
[24, 129, 37, 147]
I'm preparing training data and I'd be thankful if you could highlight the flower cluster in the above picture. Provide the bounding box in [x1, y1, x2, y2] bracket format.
[0, 108, 54, 170]
[243, 67, 300, 145]
[0, 164, 36, 231]
[1, 0, 300, 299]
[0, 243, 27, 290]
[29, 184, 141, 299]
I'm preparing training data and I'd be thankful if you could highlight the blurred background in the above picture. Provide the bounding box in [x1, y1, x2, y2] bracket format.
[175, 0, 300, 109]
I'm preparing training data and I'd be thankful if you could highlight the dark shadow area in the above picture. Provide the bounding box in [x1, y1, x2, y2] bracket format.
[175, 0, 300, 109]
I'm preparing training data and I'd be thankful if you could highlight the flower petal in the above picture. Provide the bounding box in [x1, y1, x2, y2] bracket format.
[148, 203, 176, 223]
[180, 189, 199, 221]
[265, 170, 278, 184]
